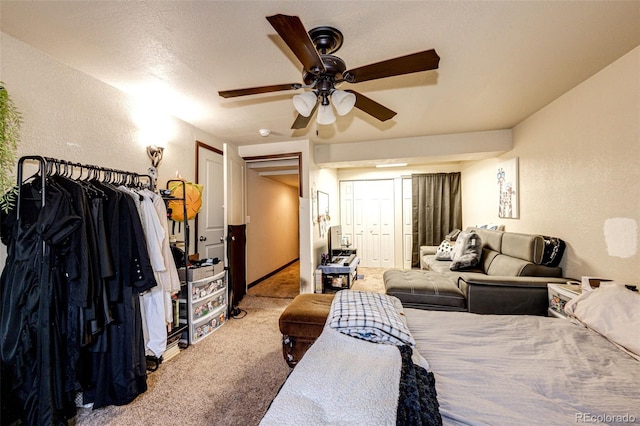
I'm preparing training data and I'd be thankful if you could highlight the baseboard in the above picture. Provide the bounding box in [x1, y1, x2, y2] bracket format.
[248, 258, 299, 288]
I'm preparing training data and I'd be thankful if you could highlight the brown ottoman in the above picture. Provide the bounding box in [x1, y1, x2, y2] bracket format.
[279, 293, 335, 367]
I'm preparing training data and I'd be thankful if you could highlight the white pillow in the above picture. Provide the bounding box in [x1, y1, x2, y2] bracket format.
[435, 240, 454, 260]
[565, 284, 640, 359]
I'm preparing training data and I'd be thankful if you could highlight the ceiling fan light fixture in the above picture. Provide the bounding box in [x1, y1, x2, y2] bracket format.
[317, 103, 336, 125]
[292, 91, 317, 117]
[331, 90, 356, 116]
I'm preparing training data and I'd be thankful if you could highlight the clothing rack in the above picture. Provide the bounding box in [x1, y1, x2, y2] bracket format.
[5, 156, 159, 421]
[16, 155, 153, 218]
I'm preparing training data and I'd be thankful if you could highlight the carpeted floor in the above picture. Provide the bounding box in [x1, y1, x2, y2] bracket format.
[75, 265, 386, 425]
[75, 296, 293, 426]
[247, 261, 300, 298]
[247, 260, 386, 298]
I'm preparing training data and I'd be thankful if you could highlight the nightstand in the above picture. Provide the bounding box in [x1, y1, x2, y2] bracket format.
[547, 283, 582, 318]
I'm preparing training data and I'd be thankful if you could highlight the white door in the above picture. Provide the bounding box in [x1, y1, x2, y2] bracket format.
[378, 179, 394, 269]
[353, 180, 366, 261]
[197, 145, 225, 261]
[402, 178, 413, 269]
[365, 182, 382, 266]
[344, 180, 394, 268]
[339, 181, 354, 249]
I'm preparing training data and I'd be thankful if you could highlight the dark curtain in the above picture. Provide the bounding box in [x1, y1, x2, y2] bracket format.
[411, 173, 462, 267]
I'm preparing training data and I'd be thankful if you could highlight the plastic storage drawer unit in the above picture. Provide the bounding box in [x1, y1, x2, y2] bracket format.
[547, 283, 581, 319]
[180, 270, 228, 344]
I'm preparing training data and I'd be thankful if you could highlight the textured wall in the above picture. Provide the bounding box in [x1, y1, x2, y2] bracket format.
[463, 46, 640, 284]
[0, 33, 225, 266]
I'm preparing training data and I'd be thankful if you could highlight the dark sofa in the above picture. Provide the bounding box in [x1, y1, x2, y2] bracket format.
[384, 227, 568, 315]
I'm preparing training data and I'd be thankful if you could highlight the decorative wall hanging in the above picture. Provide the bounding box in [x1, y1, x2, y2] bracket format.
[311, 182, 318, 224]
[497, 157, 519, 219]
[317, 190, 330, 237]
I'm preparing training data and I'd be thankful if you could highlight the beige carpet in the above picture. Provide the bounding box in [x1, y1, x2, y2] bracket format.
[75, 267, 387, 425]
[248, 261, 386, 299]
[353, 267, 387, 294]
[75, 296, 292, 426]
[247, 261, 300, 299]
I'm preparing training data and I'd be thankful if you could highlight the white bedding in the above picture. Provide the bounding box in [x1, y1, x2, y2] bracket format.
[261, 290, 434, 425]
[260, 326, 403, 425]
[405, 309, 640, 425]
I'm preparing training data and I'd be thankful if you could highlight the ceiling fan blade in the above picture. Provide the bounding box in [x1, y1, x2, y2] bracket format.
[291, 102, 318, 129]
[347, 90, 397, 122]
[218, 83, 301, 98]
[344, 49, 440, 83]
[266, 14, 326, 75]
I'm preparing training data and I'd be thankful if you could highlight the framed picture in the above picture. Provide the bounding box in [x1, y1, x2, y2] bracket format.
[311, 182, 318, 224]
[497, 157, 519, 219]
[317, 191, 329, 236]
[317, 191, 329, 220]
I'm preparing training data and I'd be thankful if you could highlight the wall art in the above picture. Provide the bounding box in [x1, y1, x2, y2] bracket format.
[497, 157, 519, 218]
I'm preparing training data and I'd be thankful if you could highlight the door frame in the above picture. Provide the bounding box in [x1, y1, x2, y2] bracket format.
[243, 152, 303, 197]
[243, 152, 302, 288]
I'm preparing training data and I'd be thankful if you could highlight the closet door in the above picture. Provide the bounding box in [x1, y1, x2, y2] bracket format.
[378, 179, 394, 269]
[339, 181, 355, 250]
[365, 182, 382, 267]
[344, 180, 395, 268]
[353, 181, 366, 258]
[402, 178, 413, 269]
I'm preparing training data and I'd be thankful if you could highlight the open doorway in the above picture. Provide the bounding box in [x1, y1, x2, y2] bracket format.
[244, 154, 301, 299]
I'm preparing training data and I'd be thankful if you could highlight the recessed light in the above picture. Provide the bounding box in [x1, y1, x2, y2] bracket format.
[376, 163, 407, 168]
[259, 128, 271, 137]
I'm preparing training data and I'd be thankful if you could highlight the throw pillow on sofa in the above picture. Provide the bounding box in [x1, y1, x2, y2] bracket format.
[435, 240, 455, 260]
[450, 231, 483, 271]
[444, 229, 461, 241]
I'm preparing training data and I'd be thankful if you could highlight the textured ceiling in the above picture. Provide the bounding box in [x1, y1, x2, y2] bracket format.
[1, 1, 639, 148]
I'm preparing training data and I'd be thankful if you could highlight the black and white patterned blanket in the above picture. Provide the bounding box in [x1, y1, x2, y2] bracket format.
[328, 290, 416, 346]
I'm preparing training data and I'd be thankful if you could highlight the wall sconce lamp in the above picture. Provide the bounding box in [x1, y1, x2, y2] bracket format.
[146, 145, 165, 168]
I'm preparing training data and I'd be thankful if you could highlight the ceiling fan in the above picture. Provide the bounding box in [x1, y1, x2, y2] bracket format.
[218, 14, 440, 129]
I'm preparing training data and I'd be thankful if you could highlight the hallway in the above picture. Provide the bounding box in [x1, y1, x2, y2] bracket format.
[247, 261, 300, 299]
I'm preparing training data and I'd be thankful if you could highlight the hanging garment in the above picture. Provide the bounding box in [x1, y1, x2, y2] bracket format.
[119, 187, 167, 358]
[81, 183, 155, 409]
[143, 189, 181, 320]
[1, 180, 82, 425]
[1, 163, 158, 423]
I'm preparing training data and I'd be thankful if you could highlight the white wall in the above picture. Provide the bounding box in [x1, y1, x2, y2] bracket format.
[337, 163, 462, 181]
[0, 33, 227, 266]
[310, 166, 340, 263]
[224, 142, 246, 226]
[315, 130, 512, 167]
[463, 46, 640, 284]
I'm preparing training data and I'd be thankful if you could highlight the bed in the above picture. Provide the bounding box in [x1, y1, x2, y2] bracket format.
[261, 285, 640, 425]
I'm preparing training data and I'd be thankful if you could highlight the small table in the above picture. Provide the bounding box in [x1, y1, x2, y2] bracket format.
[547, 282, 582, 318]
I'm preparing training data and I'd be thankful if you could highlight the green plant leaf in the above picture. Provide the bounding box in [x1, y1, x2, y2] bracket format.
[0, 82, 22, 212]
